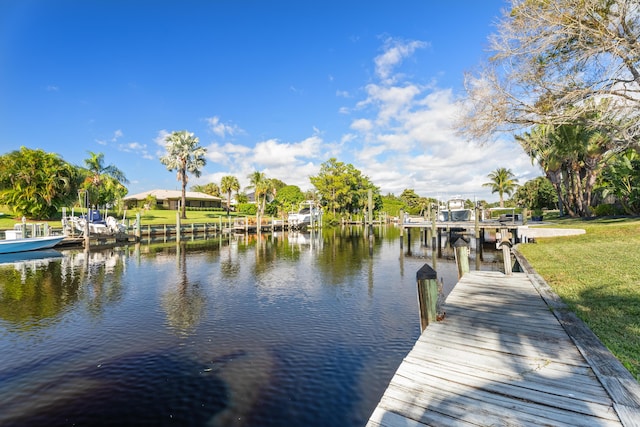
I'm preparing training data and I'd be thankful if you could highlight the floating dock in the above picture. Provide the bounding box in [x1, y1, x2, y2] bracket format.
[367, 267, 640, 426]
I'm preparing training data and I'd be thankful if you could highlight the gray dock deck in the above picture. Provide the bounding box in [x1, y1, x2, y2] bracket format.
[367, 270, 640, 426]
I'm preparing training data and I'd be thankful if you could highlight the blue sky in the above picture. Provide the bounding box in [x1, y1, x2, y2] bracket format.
[0, 0, 539, 203]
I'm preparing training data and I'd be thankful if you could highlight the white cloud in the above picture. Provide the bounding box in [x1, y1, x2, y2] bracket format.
[154, 129, 170, 146]
[206, 116, 243, 138]
[153, 129, 171, 158]
[118, 141, 154, 160]
[112, 129, 123, 141]
[350, 118, 373, 133]
[251, 135, 322, 168]
[339, 38, 539, 201]
[374, 38, 428, 83]
[204, 141, 251, 166]
[95, 129, 124, 147]
[191, 36, 540, 203]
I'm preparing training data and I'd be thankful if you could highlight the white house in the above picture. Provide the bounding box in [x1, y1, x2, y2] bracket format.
[123, 189, 223, 210]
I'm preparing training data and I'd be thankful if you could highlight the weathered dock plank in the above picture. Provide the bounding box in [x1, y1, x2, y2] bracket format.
[367, 270, 640, 427]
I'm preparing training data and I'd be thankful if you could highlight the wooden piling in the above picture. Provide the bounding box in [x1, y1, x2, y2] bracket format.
[84, 217, 90, 248]
[416, 263, 438, 331]
[431, 205, 437, 249]
[399, 209, 404, 248]
[498, 227, 512, 275]
[367, 189, 373, 238]
[453, 239, 470, 279]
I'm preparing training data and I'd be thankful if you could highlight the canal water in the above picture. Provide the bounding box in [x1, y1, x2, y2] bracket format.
[0, 226, 502, 427]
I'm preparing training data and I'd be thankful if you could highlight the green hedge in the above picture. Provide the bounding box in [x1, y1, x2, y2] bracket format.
[185, 206, 226, 212]
[237, 203, 257, 215]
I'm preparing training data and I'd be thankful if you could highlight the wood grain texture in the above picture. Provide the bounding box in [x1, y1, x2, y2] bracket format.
[367, 269, 640, 427]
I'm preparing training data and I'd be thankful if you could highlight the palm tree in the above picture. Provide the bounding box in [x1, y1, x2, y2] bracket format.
[246, 171, 275, 226]
[191, 182, 220, 197]
[516, 127, 565, 216]
[483, 168, 519, 208]
[220, 175, 240, 214]
[83, 151, 128, 207]
[159, 130, 207, 219]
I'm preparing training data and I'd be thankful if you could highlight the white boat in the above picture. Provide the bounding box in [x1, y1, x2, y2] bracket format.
[0, 234, 65, 254]
[438, 196, 475, 222]
[287, 201, 322, 230]
[65, 209, 127, 236]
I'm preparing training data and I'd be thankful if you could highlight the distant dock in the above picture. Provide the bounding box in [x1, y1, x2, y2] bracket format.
[367, 266, 640, 426]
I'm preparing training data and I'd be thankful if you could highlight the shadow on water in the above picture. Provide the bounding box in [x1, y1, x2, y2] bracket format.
[3, 350, 230, 427]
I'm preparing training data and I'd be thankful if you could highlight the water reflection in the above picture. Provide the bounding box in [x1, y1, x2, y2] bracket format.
[0, 251, 77, 331]
[0, 226, 500, 426]
[162, 243, 206, 335]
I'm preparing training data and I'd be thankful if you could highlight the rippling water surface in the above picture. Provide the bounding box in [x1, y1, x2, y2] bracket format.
[0, 226, 500, 426]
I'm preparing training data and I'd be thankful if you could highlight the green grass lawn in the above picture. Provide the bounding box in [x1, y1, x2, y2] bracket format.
[518, 217, 640, 381]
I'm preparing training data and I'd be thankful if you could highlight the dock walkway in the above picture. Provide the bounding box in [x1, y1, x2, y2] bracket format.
[367, 269, 640, 426]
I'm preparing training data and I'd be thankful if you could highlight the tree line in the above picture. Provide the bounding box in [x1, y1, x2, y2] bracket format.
[461, 0, 640, 217]
[1, 136, 634, 222]
[0, 147, 127, 219]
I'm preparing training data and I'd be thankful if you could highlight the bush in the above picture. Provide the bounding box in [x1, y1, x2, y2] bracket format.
[237, 203, 257, 215]
[321, 212, 341, 226]
[184, 206, 225, 212]
[593, 204, 620, 217]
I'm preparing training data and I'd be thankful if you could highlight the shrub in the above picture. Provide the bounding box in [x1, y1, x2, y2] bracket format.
[237, 203, 257, 215]
[593, 204, 619, 217]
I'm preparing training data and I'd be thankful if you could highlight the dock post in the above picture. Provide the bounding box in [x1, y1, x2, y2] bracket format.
[135, 213, 141, 239]
[453, 239, 470, 279]
[399, 209, 404, 249]
[474, 206, 482, 262]
[368, 189, 373, 238]
[84, 217, 90, 248]
[176, 212, 181, 243]
[431, 205, 437, 249]
[498, 228, 512, 275]
[416, 264, 439, 331]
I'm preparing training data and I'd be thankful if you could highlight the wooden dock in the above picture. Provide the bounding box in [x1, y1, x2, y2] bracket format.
[367, 270, 640, 426]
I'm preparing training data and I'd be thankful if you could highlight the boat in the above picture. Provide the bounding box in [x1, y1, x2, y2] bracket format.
[287, 201, 322, 230]
[64, 208, 127, 236]
[438, 196, 475, 222]
[0, 233, 65, 254]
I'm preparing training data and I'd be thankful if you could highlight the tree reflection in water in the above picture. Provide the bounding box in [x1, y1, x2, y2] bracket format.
[162, 242, 206, 335]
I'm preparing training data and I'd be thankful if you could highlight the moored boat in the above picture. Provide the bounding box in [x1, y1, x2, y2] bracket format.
[64, 209, 127, 236]
[287, 201, 322, 230]
[0, 234, 65, 254]
[438, 196, 475, 222]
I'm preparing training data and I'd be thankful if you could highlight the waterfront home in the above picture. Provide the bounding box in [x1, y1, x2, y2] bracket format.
[123, 189, 223, 210]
